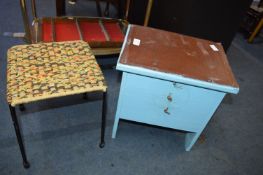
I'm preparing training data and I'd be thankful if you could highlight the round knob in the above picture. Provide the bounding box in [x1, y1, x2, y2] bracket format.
[167, 95, 172, 102]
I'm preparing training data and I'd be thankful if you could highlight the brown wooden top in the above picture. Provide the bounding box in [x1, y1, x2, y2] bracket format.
[119, 25, 239, 88]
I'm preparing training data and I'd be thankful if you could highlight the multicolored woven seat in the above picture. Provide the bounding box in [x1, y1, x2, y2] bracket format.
[6, 41, 107, 169]
[7, 41, 107, 106]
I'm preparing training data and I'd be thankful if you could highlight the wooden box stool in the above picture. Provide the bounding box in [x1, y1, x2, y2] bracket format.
[112, 25, 239, 151]
[6, 41, 107, 168]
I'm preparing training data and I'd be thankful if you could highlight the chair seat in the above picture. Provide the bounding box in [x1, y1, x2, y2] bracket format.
[7, 41, 107, 106]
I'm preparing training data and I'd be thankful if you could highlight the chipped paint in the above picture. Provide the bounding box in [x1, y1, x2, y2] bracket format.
[180, 35, 189, 45]
[196, 41, 209, 55]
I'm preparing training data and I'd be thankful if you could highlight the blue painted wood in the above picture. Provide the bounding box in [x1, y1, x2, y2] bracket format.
[117, 25, 239, 95]
[185, 132, 202, 151]
[112, 73, 129, 138]
[116, 63, 239, 94]
[184, 90, 225, 151]
[120, 73, 226, 131]
[112, 25, 239, 151]
[112, 72, 226, 150]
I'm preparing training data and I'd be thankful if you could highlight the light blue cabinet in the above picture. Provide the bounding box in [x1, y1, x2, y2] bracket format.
[112, 25, 239, 151]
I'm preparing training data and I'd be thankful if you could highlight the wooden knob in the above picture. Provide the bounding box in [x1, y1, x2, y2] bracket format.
[167, 95, 172, 102]
[164, 107, 170, 115]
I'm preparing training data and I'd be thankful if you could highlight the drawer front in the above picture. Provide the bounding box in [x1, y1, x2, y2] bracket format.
[118, 73, 224, 132]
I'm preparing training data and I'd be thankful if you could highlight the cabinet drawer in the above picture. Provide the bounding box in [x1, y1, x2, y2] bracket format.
[118, 73, 223, 132]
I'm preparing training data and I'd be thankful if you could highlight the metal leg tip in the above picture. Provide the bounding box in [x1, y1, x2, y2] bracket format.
[99, 142, 105, 148]
[23, 161, 30, 169]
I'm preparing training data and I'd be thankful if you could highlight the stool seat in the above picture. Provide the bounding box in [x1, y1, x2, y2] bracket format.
[7, 40, 107, 106]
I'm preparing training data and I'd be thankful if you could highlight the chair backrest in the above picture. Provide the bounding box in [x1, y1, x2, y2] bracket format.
[20, 0, 32, 43]
[124, 0, 153, 26]
[19, 0, 153, 43]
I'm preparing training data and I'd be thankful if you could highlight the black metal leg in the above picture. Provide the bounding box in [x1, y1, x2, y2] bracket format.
[99, 92, 107, 148]
[56, 0, 66, 16]
[19, 104, 25, 111]
[83, 93, 88, 99]
[95, 0, 102, 17]
[104, 2, 110, 17]
[8, 105, 30, 169]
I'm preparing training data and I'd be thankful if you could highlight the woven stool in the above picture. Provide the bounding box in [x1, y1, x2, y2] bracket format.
[6, 41, 107, 168]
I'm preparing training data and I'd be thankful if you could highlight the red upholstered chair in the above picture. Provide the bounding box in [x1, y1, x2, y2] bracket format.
[19, 0, 153, 55]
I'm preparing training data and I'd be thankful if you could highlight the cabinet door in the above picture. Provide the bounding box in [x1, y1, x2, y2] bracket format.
[118, 73, 225, 132]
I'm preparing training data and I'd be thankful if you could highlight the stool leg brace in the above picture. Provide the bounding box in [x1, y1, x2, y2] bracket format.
[8, 91, 107, 168]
